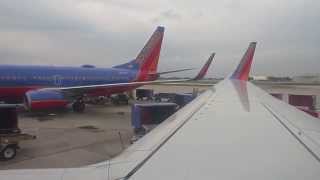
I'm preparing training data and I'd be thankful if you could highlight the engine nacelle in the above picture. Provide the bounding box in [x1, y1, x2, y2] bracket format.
[24, 90, 68, 110]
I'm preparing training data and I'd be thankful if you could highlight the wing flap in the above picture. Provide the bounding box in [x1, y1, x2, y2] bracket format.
[249, 83, 320, 160]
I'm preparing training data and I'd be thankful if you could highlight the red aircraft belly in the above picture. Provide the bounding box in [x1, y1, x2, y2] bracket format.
[0, 86, 40, 99]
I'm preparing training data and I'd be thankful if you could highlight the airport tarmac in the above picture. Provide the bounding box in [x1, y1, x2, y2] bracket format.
[0, 82, 319, 170]
[0, 104, 133, 170]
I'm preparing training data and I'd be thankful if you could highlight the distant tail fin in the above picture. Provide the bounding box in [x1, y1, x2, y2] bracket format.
[230, 42, 257, 81]
[193, 53, 215, 80]
[114, 26, 165, 81]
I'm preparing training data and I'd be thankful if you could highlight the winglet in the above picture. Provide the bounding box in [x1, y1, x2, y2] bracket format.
[230, 42, 257, 81]
[193, 53, 215, 80]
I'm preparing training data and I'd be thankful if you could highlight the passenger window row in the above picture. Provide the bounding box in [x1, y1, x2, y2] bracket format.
[0, 76, 128, 81]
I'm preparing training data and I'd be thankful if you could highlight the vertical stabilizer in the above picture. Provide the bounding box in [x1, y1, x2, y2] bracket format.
[114, 26, 165, 81]
[193, 53, 215, 80]
[230, 42, 257, 81]
[135, 26, 164, 74]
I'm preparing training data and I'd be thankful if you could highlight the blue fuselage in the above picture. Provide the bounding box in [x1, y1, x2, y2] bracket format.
[0, 65, 138, 100]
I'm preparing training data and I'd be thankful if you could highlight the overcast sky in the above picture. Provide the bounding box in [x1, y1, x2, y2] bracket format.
[0, 0, 319, 78]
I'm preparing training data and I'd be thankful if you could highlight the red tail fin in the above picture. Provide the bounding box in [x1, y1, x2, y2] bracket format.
[193, 53, 215, 80]
[134, 26, 164, 81]
[113, 26, 164, 81]
[230, 42, 257, 81]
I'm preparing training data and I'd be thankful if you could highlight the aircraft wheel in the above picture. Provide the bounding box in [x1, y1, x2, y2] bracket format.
[73, 101, 85, 113]
[0, 145, 17, 161]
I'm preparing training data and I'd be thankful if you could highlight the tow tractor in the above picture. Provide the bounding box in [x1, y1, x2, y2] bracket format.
[0, 105, 36, 160]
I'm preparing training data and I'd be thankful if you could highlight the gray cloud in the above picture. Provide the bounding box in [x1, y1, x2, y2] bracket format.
[0, 0, 319, 78]
[152, 9, 182, 23]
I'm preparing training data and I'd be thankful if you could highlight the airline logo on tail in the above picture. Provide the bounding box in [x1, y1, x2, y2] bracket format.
[135, 26, 164, 71]
[193, 53, 215, 80]
[134, 26, 164, 81]
[112, 26, 165, 81]
[230, 42, 257, 81]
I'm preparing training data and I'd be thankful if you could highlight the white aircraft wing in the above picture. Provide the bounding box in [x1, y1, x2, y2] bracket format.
[108, 42, 320, 179]
[115, 80, 320, 179]
[42, 79, 189, 91]
[1, 42, 320, 180]
[35, 79, 191, 99]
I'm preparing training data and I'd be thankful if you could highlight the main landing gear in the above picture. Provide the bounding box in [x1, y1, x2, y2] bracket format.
[72, 99, 85, 113]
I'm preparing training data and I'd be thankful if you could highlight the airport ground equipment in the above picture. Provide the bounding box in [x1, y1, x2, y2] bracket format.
[0, 106, 36, 160]
[136, 89, 154, 101]
[72, 98, 85, 113]
[172, 93, 195, 107]
[111, 94, 129, 105]
[289, 94, 318, 117]
[154, 92, 176, 102]
[85, 96, 109, 105]
[131, 102, 177, 143]
[288, 94, 316, 110]
[153, 93, 196, 107]
[271, 93, 319, 117]
[131, 102, 177, 133]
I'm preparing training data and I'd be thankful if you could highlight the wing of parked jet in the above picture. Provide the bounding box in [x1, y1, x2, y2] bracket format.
[2, 42, 320, 180]
[155, 52, 215, 80]
[150, 68, 194, 75]
[42, 79, 190, 92]
[40, 53, 215, 95]
[152, 52, 215, 79]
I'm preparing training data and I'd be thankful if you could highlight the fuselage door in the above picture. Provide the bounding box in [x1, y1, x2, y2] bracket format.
[53, 75, 63, 87]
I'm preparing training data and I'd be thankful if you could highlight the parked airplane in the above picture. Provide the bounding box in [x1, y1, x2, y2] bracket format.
[0, 27, 212, 112]
[1, 42, 319, 179]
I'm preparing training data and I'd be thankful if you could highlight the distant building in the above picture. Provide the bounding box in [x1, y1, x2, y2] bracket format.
[250, 76, 292, 82]
[251, 76, 268, 81]
[267, 76, 292, 82]
[292, 75, 320, 83]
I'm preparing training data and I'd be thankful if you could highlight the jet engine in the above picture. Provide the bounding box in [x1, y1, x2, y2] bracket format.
[24, 90, 68, 110]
